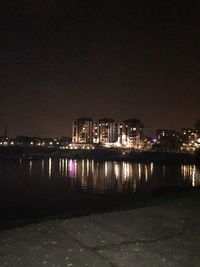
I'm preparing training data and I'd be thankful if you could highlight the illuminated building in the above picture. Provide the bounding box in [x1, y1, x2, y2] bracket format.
[143, 136, 153, 150]
[157, 129, 168, 140]
[181, 129, 200, 152]
[157, 129, 181, 142]
[93, 122, 99, 143]
[157, 129, 181, 151]
[98, 118, 118, 144]
[118, 123, 124, 144]
[72, 118, 93, 143]
[181, 128, 200, 143]
[122, 118, 144, 148]
[72, 117, 144, 148]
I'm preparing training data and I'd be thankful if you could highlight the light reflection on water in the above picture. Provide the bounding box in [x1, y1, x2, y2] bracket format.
[25, 159, 200, 193]
[1, 158, 200, 219]
[181, 165, 197, 187]
[1, 159, 200, 195]
[48, 158, 52, 179]
[53, 159, 200, 191]
[29, 161, 32, 176]
[41, 159, 45, 174]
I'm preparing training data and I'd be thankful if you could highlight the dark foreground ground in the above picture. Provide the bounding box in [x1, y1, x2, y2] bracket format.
[0, 188, 199, 267]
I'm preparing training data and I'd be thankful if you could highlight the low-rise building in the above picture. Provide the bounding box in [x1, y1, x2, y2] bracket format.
[181, 128, 200, 143]
[181, 128, 200, 152]
[156, 129, 182, 151]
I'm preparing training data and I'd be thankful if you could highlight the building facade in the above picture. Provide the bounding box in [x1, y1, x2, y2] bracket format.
[157, 129, 182, 151]
[98, 118, 118, 144]
[121, 119, 144, 148]
[72, 118, 93, 143]
[181, 128, 200, 143]
[72, 117, 144, 148]
[181, 128, 200, 152]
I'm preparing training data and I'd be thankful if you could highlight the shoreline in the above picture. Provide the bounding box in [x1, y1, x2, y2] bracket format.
[0, 146, 198, 163]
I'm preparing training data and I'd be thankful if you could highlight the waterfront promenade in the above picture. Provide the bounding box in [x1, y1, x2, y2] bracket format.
[0, 189, 199, 267]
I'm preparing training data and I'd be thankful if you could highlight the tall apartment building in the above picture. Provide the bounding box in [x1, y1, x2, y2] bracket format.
[118, 123, 124, 145]
[122, 118, 144, 148]
[93, 122, 99, 143]
[72, 118, 93, 143]
[98, 118, 118, 144]
[72, 117, 144, 148]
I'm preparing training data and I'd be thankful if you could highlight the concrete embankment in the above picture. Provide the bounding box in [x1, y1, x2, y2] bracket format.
[0, 188, 199, 267]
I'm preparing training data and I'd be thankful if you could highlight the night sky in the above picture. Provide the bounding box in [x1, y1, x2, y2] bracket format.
[0, 0, 199, 137]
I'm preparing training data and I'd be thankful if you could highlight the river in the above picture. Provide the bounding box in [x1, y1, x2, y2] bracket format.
[0, 158, 200, 221]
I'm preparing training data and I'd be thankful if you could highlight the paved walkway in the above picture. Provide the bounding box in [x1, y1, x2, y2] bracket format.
[0, 193, 200, 267]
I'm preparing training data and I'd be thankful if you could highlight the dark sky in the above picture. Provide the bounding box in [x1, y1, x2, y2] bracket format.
[0, 0, 200, 137]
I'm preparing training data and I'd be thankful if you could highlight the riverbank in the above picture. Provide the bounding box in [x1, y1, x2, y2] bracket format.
[0, 146, 198, 163]
[0, 187, 199, 267]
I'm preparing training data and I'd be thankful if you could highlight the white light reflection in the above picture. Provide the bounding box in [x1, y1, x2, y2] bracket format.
[181, 165, 186, 179]
[122, 162, 132, 180]
[65, 159, 68, 176]
[86, 159, 90, 177]
[69, 159, 76, 177]
[145, 165, 148, 181]
[29, 161, 32, 176]
[114, 162, 120, 179]
[42, 159, 45, 174]
[181, 164, 200, 187]
[91, 160, 94, 174]
[150, 162, 153, 175]
[48, 158, 52, 179]
[192, 165, 196, 187]
[138, 164, 141, 180]
[126, 163, 130, 178]
[123, 162, 127, 179]
[81, 159, 85, 178]
[105, 162, 108, 178]
[74, 160, 77, 177]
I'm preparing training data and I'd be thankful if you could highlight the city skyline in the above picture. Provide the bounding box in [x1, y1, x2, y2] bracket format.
[0, 115, 200, 140]
[1, 1, 199, 137]
[1, 116, 199, 153]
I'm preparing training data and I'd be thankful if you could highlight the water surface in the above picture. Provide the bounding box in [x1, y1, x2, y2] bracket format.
[0, 158, 200, 219]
